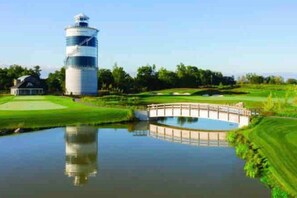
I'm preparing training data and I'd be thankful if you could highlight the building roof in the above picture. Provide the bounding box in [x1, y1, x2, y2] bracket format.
[11, 75, 44, 89]
[74, 13, 89, 21]
[17, 75, 31, 82]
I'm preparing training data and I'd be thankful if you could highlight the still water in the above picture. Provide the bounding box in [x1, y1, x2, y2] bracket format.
[157, 117, 239, 130]
[0, 119, 269, 198]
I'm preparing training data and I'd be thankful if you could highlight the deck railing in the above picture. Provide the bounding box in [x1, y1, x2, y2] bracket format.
[147, 103, 252, 116]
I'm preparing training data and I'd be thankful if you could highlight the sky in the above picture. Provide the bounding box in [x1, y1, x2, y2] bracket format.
[0, 0, 297, 78]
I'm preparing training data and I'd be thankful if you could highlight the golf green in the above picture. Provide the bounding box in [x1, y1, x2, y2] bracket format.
[0, 100, 67, 110]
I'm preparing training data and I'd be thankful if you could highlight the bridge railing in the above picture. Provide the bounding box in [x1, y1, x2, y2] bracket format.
[149, 123, 229, 147]
[147, 103, 252, 116]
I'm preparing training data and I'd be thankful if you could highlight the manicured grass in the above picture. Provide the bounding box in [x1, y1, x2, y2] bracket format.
[0, 95, 14, 105]
[134, 84, 296, 109]
[232, 84, 296, 98]
[139, 88, 203, 95]
[0, 96, 67, 110]
[0, 96, 133, 129]
[14, 96, 46, 100]
[137, 95, 271, 108]
[248, 117, 297, 196]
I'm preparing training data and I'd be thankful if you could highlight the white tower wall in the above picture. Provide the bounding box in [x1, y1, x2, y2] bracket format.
[65, 14, 98, 96]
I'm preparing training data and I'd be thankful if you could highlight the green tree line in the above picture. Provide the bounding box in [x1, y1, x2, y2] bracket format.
[1, 64, 296, 93]
[238, 73, 297, 85]
[97, 63, 236, 93]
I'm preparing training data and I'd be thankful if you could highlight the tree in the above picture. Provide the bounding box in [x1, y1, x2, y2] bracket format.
[176, 63, 198, 87]
[157, 67, 178, 89]
[287, 78, 297, 84]
[46, 67, 65, 93]
[112, 63, 133, 93]
[0, 68, 9, 90]
[265, 75, 284, 84]
[246, 73, 264, 84]
[98, 69, 114, 90]
[136, 64, 159, 91]
[32, 65, 41, 78]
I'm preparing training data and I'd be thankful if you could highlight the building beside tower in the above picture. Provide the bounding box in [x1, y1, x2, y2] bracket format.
[65, 13, 98, 95]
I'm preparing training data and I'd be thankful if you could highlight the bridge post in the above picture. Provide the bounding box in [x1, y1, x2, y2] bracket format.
[180, 104, 182, 116]
[189, 104, 191, 116]
[217, 106, 219, 119]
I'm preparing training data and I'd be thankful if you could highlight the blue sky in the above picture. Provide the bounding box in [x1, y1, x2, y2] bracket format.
[0, 0, 296, 77]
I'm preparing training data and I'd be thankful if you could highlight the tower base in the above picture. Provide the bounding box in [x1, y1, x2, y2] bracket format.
[65, 67, 98, 96]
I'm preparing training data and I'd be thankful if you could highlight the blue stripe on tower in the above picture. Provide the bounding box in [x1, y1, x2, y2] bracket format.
[67, 57, 96, 67]
[66, 36, 97, 47]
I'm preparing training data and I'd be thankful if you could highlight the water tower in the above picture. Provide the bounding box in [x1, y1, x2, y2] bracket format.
[65, 13, 98, 95]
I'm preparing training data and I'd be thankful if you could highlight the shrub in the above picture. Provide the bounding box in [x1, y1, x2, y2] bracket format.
[263, 93, 275, 113]
[272, 187, 289, 198]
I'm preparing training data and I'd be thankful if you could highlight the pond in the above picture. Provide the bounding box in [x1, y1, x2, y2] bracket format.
[0, 118, 269, 198]
[157, 117, 239, 130]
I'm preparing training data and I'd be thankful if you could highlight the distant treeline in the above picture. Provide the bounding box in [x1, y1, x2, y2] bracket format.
[48, 63, 236, 93]
[97, 63, 236, 93]
[237, 73, 297, 85]
[1, 64, 296, 94]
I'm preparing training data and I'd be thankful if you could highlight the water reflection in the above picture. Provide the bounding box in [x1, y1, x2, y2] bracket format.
[0, 124, 269, 197]
[177, 117, 199, 126]
[63, 119, 232, 187]
[126, 121, 229, 147]
[65, 126, 98, 186]
[148, 123, 229, 147]
[157, 117, 238, 131]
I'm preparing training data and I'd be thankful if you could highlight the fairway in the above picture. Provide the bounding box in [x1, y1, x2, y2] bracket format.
[0, 100, 66, 110]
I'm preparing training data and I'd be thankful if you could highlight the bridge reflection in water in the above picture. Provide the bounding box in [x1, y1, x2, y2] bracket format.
[148, 123, 229, 147]
[63, 122, 229, 186]
[65, 126, 98, 186]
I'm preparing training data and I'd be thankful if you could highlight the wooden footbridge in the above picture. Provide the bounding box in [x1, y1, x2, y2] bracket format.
[147, 103, 252, 127]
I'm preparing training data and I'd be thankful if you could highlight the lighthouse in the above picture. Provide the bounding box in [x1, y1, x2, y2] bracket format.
[65, 13, 98, 95]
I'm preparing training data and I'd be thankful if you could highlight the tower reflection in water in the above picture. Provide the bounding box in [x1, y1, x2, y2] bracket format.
[65, 126, 98, 186]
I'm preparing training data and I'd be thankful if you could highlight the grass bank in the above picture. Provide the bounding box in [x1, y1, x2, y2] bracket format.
[228, 117, 297, 197]
[0, 95, 134, 129]
[249, 117, 297, 196]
